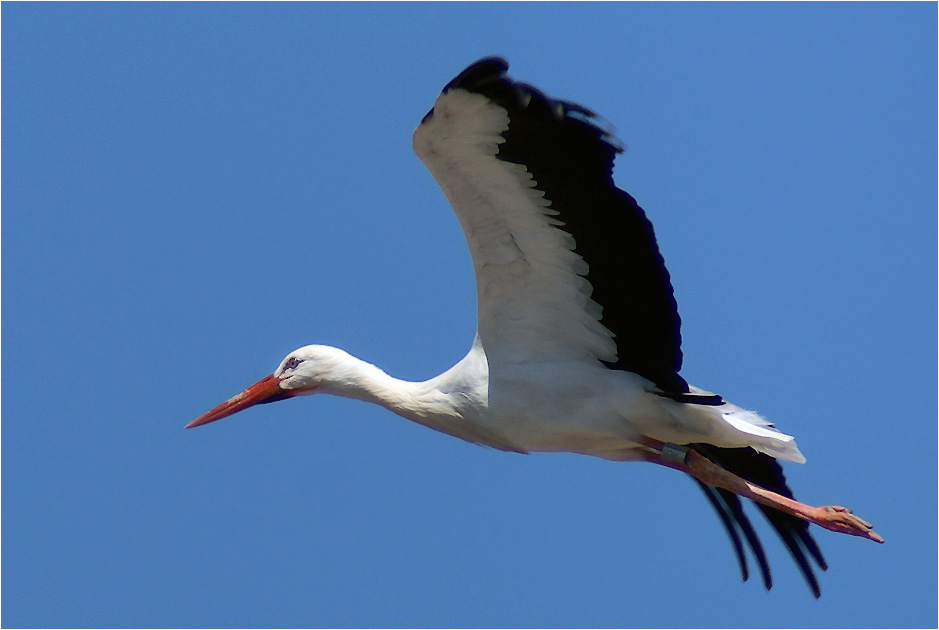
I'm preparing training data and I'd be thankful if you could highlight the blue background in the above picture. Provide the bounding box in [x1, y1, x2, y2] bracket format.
[4, 3, 936, 627]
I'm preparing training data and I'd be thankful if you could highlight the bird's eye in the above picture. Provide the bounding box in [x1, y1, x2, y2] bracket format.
[284, 357, 302, 370]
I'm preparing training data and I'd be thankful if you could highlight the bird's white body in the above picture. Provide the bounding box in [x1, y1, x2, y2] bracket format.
[275, 340, 802, 463]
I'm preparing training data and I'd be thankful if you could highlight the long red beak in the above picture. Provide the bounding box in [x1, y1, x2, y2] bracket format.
[186, 374, 291, 429]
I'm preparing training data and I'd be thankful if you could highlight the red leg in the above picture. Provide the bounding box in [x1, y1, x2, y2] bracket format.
[639, 440, 884, 544]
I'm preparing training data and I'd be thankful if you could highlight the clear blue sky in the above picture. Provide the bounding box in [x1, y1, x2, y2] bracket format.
[3, 3, 935, 627]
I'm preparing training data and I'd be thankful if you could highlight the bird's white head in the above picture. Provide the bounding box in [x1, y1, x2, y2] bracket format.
[186, 345, 354, 429]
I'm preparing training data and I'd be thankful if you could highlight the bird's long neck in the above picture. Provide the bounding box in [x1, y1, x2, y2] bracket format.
[318, 345, 514, 451]
[321, 355, 464, 427]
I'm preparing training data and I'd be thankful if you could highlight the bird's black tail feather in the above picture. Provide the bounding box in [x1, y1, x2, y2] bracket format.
[688, 444, 828, 598]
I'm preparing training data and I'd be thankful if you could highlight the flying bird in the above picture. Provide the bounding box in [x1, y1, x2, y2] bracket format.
[188, 57, 882, 596]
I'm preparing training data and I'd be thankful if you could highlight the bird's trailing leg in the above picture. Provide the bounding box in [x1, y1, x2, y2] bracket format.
[642, 440, 884, 544]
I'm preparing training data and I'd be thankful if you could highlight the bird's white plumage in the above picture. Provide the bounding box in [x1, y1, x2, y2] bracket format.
[414, 90, 617, 367]
[259, 85, 810, 463]
[409, 87, 804, 463]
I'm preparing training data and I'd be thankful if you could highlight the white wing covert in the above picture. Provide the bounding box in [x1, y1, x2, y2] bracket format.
[413, 58, 688, 394]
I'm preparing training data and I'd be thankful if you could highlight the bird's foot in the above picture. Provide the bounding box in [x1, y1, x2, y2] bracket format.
[810, 505, 884, 543]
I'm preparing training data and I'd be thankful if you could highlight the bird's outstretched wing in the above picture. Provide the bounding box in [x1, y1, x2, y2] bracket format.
[413, 57, 687, 394]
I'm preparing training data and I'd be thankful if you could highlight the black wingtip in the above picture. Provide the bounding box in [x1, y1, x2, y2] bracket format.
[696, 482, 750, 582]
[690, 444, 827, 598]
[444, 57, 509, 93]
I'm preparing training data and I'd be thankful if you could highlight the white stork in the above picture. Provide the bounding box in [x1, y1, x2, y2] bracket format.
[188, 58, 882, 596]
